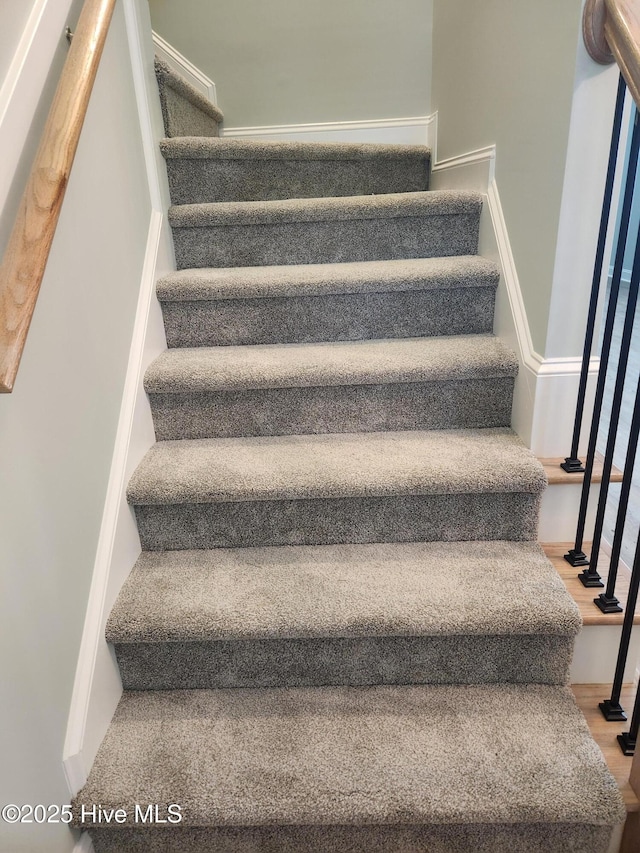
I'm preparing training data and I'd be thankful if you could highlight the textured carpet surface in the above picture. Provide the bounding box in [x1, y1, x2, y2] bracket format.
[161, 139, 430, 203]
[127, 429, 546, 505]
[107, 541, 580, 643]
[144, 336, 518, 438]
[108, 541, 579, 689]
[157, 256, 499, 301]
[74, 685, 625, 828]
[83, 62, 626, 851]
[88, 823, 616, 853]
[154, 58, 222, 138]
[169, 190, 481, 228]
[133, 492, 543, 551]
[113, 633, 576, 690]
[145, 335, 517, 392]
[160, 287, 498, 347]
[161, 138, 432, 161]
[147, 377, 516, 439]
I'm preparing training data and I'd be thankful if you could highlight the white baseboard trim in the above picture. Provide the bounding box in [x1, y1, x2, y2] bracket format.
[63, 210, 164, 793]
[432, 143, 598, 456]
[73, 830, 94, 853]
[63, 0, 174, 793]
[0, 0, 75, 220]
[223, 114, 437, 147]
[152, 30, 217, 105]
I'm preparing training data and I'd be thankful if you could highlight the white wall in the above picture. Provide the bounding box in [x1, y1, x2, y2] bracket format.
[431, 0, 584, 357]
[0, 0, 39, 82]
[0, 1, 154, 850]
[148, 0, 433, 128]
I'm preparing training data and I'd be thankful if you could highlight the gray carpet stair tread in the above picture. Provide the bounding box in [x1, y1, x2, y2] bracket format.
[157, 256, 499, 302]
[74, 683, 625, 829]
[168, 190, 482, 228]
[161, 137, 430, 162]
[126, 428, 546, 505]
[144, 335, 518, 393]
[106, 541, 580, 643]
[154, 58, 223, 124]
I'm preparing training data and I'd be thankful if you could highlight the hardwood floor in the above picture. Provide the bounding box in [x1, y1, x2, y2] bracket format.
[543, 542, 640, 626]
[572, 683, 639, 811]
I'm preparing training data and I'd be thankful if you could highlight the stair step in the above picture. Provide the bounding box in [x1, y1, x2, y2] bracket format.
[107, 540, 579, 690]
[74, 683, 625, 852]
[160, 138, 430, 203]
[154, 58, 223, 139]
[127, 428, 547, 550]
[168, 190, 482, 269]
[145, 335, 518, 439]
[158, 255, 499, 346]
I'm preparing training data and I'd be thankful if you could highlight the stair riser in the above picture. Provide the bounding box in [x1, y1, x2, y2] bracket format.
[133, 493, 541, 551]
[171, 213, 480, 269]
[162, 86, 220, 138]
[165, 157, 429, 204]
[114, 634, 573, 690]
[148, 378, 515, 440]
[160, 287, 497, 347]
[88, 823, 614, 853]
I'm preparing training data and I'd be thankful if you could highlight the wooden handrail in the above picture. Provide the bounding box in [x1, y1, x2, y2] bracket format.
[0, 0, 116, 393]
[584, 0, 640, 108]
[605, 0, 640, 107]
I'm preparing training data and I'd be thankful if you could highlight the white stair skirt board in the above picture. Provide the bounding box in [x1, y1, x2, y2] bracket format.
[223, 114, 437, 148]
[431, 144, 598, 459]
[63, 0, 173, 793]
[151, 30, 217, 104]
[571, 627, 640, 684]
[73, 829, 95, 853]
[539, 481, 598, 543]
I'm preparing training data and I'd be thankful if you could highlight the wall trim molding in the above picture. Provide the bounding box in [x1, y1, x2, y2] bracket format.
[63, 0, 175, 793]
[431, 142, 598, 455]
[432, 144, 599, 379]
[73, 831, 94, 853]
[224, 114, 437, 147]
[151, 30, 216, 104]
[63, 210, 163, 793]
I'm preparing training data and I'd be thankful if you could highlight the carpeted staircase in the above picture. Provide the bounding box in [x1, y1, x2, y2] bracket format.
[73, 58, 626, 852]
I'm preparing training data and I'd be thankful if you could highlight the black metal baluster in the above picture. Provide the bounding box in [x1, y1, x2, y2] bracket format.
[563, 73, 627, 473]
[600, 518, 640, 727]
[595, 365, 640, 614]
[585, 223, 640, 595]
[618, 682, 640, 755]
[565, 106, 640, 582]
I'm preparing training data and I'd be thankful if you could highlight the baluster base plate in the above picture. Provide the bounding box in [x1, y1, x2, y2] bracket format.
[565, 549, 591, 568]
[599, 700, 627, 722]
[617, 731, 636, 755]
[594, 593, 623, 613]
[560, 457, 586, 473]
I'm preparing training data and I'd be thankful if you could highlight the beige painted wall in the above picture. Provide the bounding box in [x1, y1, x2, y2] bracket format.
[0, 0, 39, 82]
[148, 0, 433, 127]
[432, 0, 583, 355]
[0, 2, 152, 850]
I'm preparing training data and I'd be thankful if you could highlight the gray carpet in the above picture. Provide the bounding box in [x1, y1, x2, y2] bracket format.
[157, 256, 500, 346]
[168, 191, 482, 269]
[76, 61, 625, 851]
[107, 541, 579, 689]
[145, 336, 517, 438]
[154, 58, 223, 138]
[74, 685, 625, 839]
[161, 138, 431, 203]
